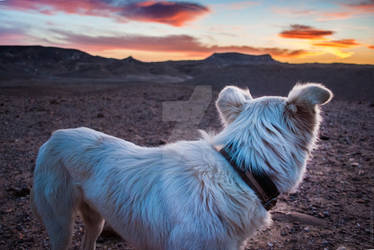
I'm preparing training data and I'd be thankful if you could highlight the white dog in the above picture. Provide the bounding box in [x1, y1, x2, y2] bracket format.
[31, 83, 332, 250]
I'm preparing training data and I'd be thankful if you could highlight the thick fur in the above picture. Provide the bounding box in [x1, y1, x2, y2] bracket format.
[31, 83, 332, 250]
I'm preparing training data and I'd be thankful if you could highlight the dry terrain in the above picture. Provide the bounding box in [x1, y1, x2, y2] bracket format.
[0, 82, 373, 249]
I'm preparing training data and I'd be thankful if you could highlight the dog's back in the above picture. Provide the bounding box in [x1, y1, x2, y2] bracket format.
[32, 127, 265, 250]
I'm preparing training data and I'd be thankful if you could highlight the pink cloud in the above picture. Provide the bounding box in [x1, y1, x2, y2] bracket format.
[0, 26, 29, 45]
[1, 0, 210, 26]
[319, 0, 374, 20]
[273, 1, 374, 21]
[344, 0, 374, 13]
[1, 0, 115, 15]
[50, 30, 313, 58]
[318, 11, 354, 21]
[272, 7, 317, 17]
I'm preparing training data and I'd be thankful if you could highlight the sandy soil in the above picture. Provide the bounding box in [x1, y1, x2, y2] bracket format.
[0, 83, 373, 249]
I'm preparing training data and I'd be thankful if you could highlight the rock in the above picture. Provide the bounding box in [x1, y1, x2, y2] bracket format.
[357, 199, 368, 204]
[280, 228, 288, 236]
[351, 176, 360, 181]
[49, 99, 59, 104]
[319, 135, 330, 140]
[7, 187, 30, 198]
[272, 211, 327, 226]
[323, 211, 330, 217]
[322, 240, 329, 247]
[336, 246, 347, 250]
[158, 139, 167, 145]
[350, 162, 360, 167]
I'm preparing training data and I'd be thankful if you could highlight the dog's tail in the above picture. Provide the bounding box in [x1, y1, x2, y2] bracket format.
[31, 133, 78, 249]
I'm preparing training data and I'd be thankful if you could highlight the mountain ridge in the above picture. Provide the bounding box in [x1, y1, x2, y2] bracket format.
[1, 45, 373, 67]
[1, 45, 373, 101]
[0, 45, 283, 80]
[0, 45, 280, 64]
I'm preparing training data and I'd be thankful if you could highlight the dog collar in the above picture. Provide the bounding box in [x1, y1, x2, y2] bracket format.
[219, 147, 280, 210]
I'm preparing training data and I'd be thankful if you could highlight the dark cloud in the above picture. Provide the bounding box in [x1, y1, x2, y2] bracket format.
[121, 1, 209, 26]
[279, 24, 334, 40]
[1, 0, 210, 26]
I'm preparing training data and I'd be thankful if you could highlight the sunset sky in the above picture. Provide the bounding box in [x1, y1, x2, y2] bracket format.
[0, 0, 373, 64]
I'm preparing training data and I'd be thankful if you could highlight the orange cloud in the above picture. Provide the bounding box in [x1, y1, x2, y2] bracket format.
[279, 25, 364, 59]
[50, 30, 313, 59]
[2, 0, 210, 26]
[279, 25, 334, 40]
[368, 45, 374, 49]
[311, 39, 363, 59]
[313, 39, 361, 48]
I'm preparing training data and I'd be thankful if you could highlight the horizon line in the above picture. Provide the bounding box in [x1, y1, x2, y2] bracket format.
[1, 44, 373, 66]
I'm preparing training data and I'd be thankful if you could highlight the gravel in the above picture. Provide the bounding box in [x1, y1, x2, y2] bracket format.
[0, 83, 373, 249]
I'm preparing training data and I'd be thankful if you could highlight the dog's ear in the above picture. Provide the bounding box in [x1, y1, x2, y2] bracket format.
[287, 83, 333, 110]
[216, 86, 252, 125]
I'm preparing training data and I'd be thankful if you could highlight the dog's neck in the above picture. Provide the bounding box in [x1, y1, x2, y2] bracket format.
[219, 146, 279, 210]
[212, 110, 319, 194]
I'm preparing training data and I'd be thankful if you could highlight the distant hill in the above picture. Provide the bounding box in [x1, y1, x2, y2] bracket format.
[203, 52, 277, 66]
[0, 45, 373, 100]
[0, 45, 109, 79]
[0, 45, 279, 80]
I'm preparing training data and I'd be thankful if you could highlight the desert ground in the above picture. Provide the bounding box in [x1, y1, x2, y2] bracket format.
[0, 82, 373, 249]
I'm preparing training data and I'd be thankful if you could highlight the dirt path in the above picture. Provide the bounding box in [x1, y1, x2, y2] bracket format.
[0, 84, 373, 249]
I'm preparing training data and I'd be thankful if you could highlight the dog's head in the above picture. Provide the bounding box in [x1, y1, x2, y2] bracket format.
[215, 83, 333, 192]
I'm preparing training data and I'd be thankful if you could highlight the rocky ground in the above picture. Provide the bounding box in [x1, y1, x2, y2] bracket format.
[0, 83, 373, 249]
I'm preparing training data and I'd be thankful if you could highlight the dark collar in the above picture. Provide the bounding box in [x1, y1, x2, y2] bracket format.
[219, 147, 280, 210]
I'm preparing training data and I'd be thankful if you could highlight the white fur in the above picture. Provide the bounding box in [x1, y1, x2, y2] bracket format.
[31, 83, 332, 250]
[288, 83, 333, 106]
